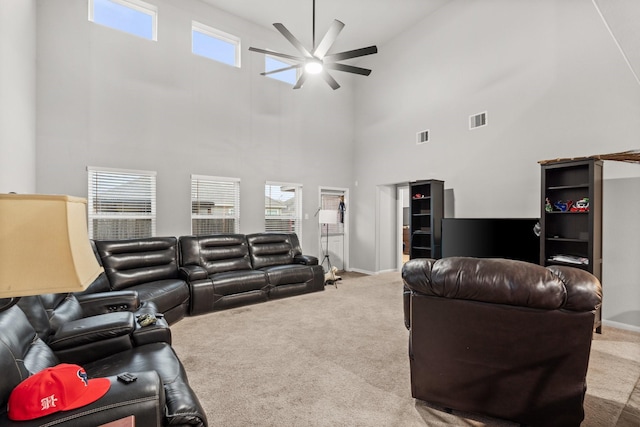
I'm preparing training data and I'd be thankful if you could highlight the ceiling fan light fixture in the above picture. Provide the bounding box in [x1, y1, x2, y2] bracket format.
[305, 59, 323, 74]
[248, 0, 377, 90]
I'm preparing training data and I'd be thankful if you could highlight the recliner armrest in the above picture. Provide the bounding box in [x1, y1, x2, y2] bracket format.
[293, 254, 318, 265]
[76, 290, 140, 317]
[0, 371, 166, 427]
[48, 312, 135, 351]
[180, 265, 209, 281]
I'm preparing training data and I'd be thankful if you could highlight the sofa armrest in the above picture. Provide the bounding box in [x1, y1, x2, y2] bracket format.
[293, 254, 318, 265]
[547, 265, 602, 311]
[180, 265, 209, 281]
[1, 371, 166, 427]
[76, 290, 140, 317]
[49, 312, 135, 351]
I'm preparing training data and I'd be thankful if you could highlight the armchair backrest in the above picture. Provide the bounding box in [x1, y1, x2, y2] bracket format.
[402, 257, 602, 426]
[94, 237, 180, 291]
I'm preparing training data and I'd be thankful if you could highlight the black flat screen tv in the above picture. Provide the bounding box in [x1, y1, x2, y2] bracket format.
[441, 218, 540, 264]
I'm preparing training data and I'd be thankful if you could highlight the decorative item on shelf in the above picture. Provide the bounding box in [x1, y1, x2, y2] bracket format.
[570, 197, 589, 212]
[550, 254, 589, 265]
[553, 200, 573, 212]
[413, 193, 422, 199]
[0, 194, 103, 312]
[545, 197, 553, 213]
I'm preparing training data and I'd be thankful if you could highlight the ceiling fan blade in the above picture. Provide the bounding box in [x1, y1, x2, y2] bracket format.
[248, 47, 305, 62]
[324, 45, 378, 62]
[320, 70, 340, 90]
[313, 19, 345, 58]
[293, 72, 308, 90]
[324, 63, 372, 76]
[260, 64, 303, 76]
[273, 23, 313, 58]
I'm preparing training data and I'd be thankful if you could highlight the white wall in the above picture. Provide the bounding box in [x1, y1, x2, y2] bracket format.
[0, 0, 36, 193]
[351, 0, 640, 328]
[6, 0, 638, 329]
[34, 0, 357, 255]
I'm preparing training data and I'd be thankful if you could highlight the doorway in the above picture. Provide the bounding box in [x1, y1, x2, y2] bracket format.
[397, 185, 410, 268]
[318, 187, 348, 271]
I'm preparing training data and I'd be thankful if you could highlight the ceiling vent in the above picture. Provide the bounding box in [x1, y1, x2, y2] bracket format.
[469, 111, 487, 130]
[416, 129, 430, 144]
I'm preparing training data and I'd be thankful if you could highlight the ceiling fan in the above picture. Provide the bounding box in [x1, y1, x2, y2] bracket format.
[248, 0, 378, 90]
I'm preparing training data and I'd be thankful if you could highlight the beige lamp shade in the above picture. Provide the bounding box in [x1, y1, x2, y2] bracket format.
[0, 194, 104, 298]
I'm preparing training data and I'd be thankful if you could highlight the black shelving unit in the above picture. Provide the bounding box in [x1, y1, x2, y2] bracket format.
[540, 159, 603, 332]
[409, 180, 444, 260]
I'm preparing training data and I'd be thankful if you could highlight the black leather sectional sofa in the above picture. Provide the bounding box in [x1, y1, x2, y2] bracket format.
[179, 233, 324, 315]
[0, 232, 323, 426]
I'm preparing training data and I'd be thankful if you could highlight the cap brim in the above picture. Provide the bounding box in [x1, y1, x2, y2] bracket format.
[64, 377, 111, 411]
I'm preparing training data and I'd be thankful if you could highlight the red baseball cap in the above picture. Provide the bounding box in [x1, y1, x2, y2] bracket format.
[7, 363, 111, 421]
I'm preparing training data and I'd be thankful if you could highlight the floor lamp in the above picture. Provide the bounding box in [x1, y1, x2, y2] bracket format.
[318, 209, 338, 287]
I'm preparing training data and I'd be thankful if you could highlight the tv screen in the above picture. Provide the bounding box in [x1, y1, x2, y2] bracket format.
[441, 218, 540, 264]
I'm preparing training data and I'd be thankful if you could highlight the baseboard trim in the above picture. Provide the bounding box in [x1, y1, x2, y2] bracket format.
[348, 268, 399, 275]
[602, 319, 640, 333]
[349, 268, 376, 275]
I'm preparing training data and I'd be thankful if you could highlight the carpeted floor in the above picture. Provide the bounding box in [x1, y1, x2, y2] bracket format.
[171, 271, 640, 427]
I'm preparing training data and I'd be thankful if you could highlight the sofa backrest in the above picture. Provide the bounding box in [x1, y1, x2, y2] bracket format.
[17, 293, 84, 342]
[94, 237, 180, 291]
[0, 305, 59, 410]
[246, 233, 295, 269]
[76, 240, 112, 295]
[179, 234, 253, 274]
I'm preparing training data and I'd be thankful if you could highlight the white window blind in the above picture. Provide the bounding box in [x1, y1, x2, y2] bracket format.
[265, 182, 302, 236]
[191, 175, 240, 235]
[87, 167, 156, 239]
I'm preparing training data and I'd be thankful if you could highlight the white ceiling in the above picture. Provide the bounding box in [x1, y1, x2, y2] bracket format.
[200, 0, 449, 52]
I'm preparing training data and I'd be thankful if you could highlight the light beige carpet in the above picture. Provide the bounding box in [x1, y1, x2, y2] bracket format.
[171, 272, 640, 426]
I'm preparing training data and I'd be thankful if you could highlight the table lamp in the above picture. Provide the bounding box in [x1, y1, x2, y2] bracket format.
[0, 194, 104, 311]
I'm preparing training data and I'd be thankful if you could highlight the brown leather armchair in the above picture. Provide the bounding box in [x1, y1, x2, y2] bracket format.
[402, 257, 602, 427]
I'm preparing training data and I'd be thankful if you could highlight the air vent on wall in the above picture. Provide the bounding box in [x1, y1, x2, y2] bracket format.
[416, 129, 430, 144]
[469, 111, 487, 129]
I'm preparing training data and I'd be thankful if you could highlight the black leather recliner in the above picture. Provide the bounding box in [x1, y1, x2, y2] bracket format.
[17, 290, 171, 365]
[0, 304, 207, 426]
[402, 257, 602, 427]
[93, 237, 191, 324]
[179, 232, 324, 315]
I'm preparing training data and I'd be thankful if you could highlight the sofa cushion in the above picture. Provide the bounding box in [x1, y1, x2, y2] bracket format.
[211, 270, 269, 296]
[132, 279, 190, 314]
[260, 264, 314, 286]
[83, 342, 207, 426]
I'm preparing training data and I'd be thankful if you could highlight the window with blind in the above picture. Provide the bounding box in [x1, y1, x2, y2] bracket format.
[87, 167, 156, 240]
[191, 175, 240, 235]
[265, 182, 302, 236]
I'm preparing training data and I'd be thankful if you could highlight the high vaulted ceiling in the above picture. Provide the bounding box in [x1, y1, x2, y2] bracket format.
[200, 0, 449, 52]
